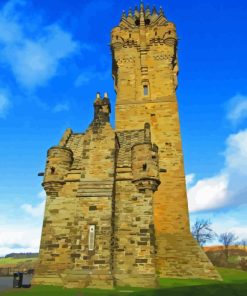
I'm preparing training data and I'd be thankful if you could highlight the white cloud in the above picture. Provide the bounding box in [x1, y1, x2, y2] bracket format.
[225, 129, 247, 175]
[188, 174, 229, 212]
[226, 94, 247, 125]
[0, 90, 10, 118]
[0, 0, 79, 89]
[0, 189, 45, 256]
[20, 189, 46, 218]
[53, 102, 70, 113]
[21, 200, 45, 218]
[0, 224, 41, 256]
[188, 128, 247, 212]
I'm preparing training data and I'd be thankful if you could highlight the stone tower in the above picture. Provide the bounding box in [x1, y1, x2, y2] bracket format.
[33, 3, 221, 289]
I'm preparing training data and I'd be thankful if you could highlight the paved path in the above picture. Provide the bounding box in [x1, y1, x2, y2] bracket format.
[0, 275, 32, 292]
[0, 277, 12, 292]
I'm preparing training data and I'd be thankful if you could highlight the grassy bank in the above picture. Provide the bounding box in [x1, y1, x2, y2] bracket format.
[0, 258, 37, 266]
[1, 268, 247, 296]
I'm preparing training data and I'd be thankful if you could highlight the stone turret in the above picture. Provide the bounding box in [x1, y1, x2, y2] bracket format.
[43, 146, 73, 195]
[131, 123, 160, 192]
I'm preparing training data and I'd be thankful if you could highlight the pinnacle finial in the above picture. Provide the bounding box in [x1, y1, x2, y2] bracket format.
[152, 6, 157, 15]
[96, 92, 100, 99]
[159, 6, 164, 15]
[140, 0, 144, 12]
[122, 10, 126, 18]
[104, 92, 108, 98]
[134, 5, 139, 16]
[128, 7, 133, 17]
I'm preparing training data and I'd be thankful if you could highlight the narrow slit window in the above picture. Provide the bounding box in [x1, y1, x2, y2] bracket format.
[143, 163, 147, 171]
[88, 225, 95, 251]
[143, 85, 148, 96]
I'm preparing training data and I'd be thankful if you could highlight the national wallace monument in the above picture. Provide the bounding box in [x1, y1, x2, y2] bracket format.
[33, 3, 221, 288]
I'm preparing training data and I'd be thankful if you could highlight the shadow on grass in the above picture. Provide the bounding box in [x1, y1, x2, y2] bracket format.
[131, 283, 247, 296]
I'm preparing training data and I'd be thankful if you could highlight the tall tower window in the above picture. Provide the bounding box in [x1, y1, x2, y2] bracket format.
[143, 85, 148, 96]
[88, 225, 95, 251]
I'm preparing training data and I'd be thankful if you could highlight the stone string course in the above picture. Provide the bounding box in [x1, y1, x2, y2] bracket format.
[32, 3, 221, 289]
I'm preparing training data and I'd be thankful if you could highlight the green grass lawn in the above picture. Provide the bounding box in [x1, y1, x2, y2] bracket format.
[1, 268, 247, 296]
[0, 258, 37, 266]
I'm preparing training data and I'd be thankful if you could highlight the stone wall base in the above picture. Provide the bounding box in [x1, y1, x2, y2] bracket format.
[32, 274, 63, 286]
[156, 233, 222, 280]
[114, 273, 159, 288]
[62, 271, 114, 289]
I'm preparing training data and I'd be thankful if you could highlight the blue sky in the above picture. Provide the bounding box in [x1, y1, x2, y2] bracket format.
[0, 0, 247, 256]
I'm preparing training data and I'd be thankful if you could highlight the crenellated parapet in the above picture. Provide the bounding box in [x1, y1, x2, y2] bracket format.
[111, 3, 177, 50]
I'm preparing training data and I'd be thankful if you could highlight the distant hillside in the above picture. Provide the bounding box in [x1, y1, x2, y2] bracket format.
[4, 252, 38, 259]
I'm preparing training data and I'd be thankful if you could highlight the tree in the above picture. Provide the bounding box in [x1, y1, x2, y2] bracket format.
[241, 239, 247, 252]
[191, 219, 215, 246]
[218, 232, 238, 260]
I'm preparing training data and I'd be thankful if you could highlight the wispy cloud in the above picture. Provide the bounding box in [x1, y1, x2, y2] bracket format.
[21, 200, 45, 218]
[225, 129, 247, 175]
[53, 102, 70, 113]
[0, 89, 10, 118]
[21, 190, 46, 218]
[75, 68, 110, 87]
[0, 0, 80, 90]
[226, 94, 247, 125]
[185, 173, 195, 188]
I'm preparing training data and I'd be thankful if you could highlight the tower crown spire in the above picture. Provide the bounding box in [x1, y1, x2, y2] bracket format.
[118, 2, 167, 27]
